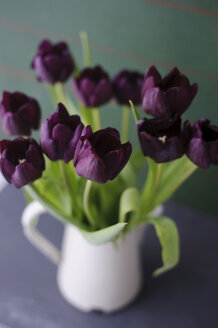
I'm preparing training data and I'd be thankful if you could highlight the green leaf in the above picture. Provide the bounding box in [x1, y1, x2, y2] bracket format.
[119, 187, 140, 222]
[95, 178, 125, 228]
[24, 185, 71, 224]
[120, 148, 145, 187]
[153, 156, 197, 207]
[25, 158, 86, 228]
[33, 159, 72, 216]
[81, 222, 127, 245]
[129, 100, 140, 122]
[23, 188, 34, 204]
[129, 148, 145, 173]
[149, 216, 179, 277]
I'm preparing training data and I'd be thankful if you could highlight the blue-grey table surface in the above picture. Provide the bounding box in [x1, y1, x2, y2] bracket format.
[0, 185, 217, 328]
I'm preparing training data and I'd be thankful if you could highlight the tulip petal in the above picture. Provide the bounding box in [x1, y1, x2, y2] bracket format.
[26, 143, 45, 170]
[73, 66, 112, 107]
[90, 127, 121, 158]
[74, 126, 93, 165]
[32, 40, 74, 84]
[90, 79, 112, 107]
[0, 140, 10, 154]
[160, 67, 190, 89]
[144, 66, 161, 83]
[142, 66, 161, 96]
[18, 100, 41, 130]
[64, 123, 84, 163]
[0, 91, 41, 135]
[186, 138, 210, 169]
[113, 70, 143, 105]
[0, 158, 15, 183]
[52, 123, 74, 158]
[72, 77, 89, 107]
[141, 66, 198, 119]
[40, 120, 58, 161]
[166, 86, 192, 116]
[75, 153, 107, 183]
[137, 118, 185, 163]
[2, 112, 30, 136]
[104, 142, 132, 180]
[143, 88, 169, 119]
[12, 162, 43, 188]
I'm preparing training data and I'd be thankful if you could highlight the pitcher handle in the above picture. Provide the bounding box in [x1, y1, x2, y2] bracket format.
[21, 201, 61, 265]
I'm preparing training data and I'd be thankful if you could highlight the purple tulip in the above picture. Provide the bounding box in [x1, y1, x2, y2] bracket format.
[186, 119, 218, 169]
[0, 137, 45, 188]
[0, 91, 41, 136]
[137, 116, 186, 163]
[40, 103, 84, 162]
[73, 66, 112, 107]
[141, 66, 198, 120]
[112, 70, 144, 105]
[31, 40, 74, 84]
[74, 126, 132, 183]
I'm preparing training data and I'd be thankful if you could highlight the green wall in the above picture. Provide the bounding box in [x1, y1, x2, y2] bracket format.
[0, 0, 218, 215]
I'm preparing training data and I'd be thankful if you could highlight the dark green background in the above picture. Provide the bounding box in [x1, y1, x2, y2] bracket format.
[0, 0, 217, 215]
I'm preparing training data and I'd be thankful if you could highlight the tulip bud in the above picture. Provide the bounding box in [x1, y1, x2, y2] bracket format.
[137, 116, 186, 163]
[186, 119, 218, 169]
[74, 127, 132, 183]
[73, 66, 112, 107]
[141, 66, 198, 120]
[31, 40, 74, 84]
[40, 103, 84, 162]
[0, 91, 41, 136]
[112, 70, 144, 105]
[0, 137, 45, 188]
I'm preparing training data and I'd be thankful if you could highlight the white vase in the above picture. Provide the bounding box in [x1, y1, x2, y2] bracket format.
[21, 201, 163, 313]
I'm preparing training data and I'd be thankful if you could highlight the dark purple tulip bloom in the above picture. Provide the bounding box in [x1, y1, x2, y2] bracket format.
[141, 66, 198, 120]
[73, 66, 112, 107]
[74, 126, 132, 183]
[31, 40, 74, 84]
[0, 137, 45, 188]
[40, 103, 84, 162]
[0, 91, 41, 136]
[137, 116, 186, 163]
[186, 119, 218, 169]
[112, 70, 144, 105]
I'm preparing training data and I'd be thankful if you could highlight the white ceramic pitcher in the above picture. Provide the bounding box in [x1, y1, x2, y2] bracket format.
[21, 201, 162, 313]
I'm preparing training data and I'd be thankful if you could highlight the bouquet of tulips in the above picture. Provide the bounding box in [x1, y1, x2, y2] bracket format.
[0, 33, 217, 276]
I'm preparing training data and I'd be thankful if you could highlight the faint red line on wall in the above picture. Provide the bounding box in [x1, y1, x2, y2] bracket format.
[0, 18, 80, 44]
[0, 17, 218, 83]
[90, 41, 218, 83]
[140, 0, 218, 18]
[0, 64, 34, 82]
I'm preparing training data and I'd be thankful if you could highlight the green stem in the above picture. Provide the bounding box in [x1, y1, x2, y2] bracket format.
[46, 84, 58, 107]
[70, 53, 80, 77]
[47, 83, 78, 115]
[80, 31, 91, 67]
[54, 83, 67, 106]
[121, 106, 130, 143]
[59, 160, 72, 200]
[83, 180, 96, 227]
[141, 162, 164, 214]
[78, 101, 93, 126]
[92, 107, 101, 131]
